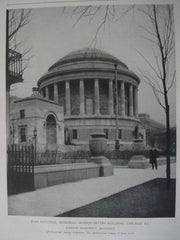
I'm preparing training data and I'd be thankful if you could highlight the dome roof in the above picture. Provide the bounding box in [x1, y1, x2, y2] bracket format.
[48, 48, 128, 71]
[38, 48, 140, 86]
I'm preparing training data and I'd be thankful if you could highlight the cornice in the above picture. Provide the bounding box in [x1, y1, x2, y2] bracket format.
[38, 68, 140, 87]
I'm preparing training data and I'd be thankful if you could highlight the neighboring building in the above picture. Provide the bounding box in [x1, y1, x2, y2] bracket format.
[138, 113, 166, 149]
[37, 48, 145, 145]
[153, 126, 176, 153]
[10, 88, 64, 151]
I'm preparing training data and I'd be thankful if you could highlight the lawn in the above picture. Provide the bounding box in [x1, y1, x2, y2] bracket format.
[57, 178, 175, 218]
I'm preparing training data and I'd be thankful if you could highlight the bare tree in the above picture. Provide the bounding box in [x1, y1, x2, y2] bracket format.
[8, 9, 31, 42]
[138, 5, 175, 189]
[64, 5, 134, 48]
[6, 9, 32, 144]
[7, 9, 32, 88]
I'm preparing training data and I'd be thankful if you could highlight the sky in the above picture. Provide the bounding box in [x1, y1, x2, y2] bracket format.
[10, 4, 176, 126]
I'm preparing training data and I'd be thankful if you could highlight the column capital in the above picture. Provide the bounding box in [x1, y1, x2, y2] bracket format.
[66, 81, 70, 86]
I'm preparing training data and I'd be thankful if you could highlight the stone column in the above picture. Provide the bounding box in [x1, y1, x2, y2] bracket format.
[94, 78, 100, 115]
[45, 86, 49, 99]
[134, 86, 138, 117]
[80, 79, 85, 115]
[129, 84, 133, 116]
[54, 83, 58, 103]
[108, 79, 114, 115]
[39, 88, 43, 97]
[43, 88, 46, 98]
[120, 81, 125, 116]
[65, 81, 71, 116]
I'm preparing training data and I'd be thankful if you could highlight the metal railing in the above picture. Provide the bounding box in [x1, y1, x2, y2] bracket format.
[8, 49, 22, 78]
[7, 144, 35, 195]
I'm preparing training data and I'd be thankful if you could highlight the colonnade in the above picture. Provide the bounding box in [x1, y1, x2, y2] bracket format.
[41, 78, 138, 117]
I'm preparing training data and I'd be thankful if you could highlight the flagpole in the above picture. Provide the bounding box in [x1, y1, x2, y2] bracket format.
[115, 63, 120, 150]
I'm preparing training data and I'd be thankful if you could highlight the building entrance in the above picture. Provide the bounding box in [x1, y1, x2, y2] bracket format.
[46, 114, 57, 151]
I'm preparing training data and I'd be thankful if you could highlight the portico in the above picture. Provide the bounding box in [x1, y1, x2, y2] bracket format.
[41, 79, 138, 118]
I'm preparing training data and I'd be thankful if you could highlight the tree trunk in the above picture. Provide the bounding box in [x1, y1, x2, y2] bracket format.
[165, 97, 171, 190]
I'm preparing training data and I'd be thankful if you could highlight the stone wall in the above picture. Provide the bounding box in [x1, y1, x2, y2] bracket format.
[65, 117, 145, 144]
[34, 162, 113, 189]
[10, 97, 64, 150]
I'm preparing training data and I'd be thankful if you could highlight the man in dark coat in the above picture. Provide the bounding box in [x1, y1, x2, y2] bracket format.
[149, 148, 158, 169]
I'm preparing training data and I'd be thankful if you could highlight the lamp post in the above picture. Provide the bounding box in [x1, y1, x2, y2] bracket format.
[33, 128, 37, 144]
[33, 128, 37, 162]
[115, 64, 120, 150]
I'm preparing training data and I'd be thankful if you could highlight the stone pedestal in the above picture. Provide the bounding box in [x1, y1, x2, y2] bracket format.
[128, 139, 150, 169]
[89, 133, 113, 177]
[90, 156, 113, 176]
[128, 155, 150, 169]
[133, 139, 145, 153]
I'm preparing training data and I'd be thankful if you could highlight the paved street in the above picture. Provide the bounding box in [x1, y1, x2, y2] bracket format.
[8, 163, 176, 217]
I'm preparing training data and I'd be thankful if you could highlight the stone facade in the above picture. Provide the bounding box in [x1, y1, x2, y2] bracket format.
[37, 48, 145, 145]
[138, 113, 165, 149]
[10, 89, 64, 151]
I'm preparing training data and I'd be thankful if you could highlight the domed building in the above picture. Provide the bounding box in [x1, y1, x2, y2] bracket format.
[37, 48, 145, 146]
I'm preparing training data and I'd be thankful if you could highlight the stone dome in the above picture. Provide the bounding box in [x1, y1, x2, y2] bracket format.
[48, 48, 128, 71]
[38, 48, 140, 86]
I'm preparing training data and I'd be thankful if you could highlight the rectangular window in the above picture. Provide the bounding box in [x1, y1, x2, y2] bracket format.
[118, 129, 122, 139]
[72, 129, 77, 139]
[20, 109, 25, 118]
[104, 129, 108, 139]
[19, 127, 27, 143]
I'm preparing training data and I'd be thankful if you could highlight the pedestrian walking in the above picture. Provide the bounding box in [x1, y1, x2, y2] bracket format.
[149, 148, 158, 169]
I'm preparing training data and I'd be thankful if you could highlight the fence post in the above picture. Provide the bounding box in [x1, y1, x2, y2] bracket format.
[31, 144, 34, 190]
[18, 145, 21, 173]
[31, 144, 35, 173]
[14, 144, 17, 172]
[22, 145, 24, 173]
[11, 144, 14, 169]
[25, 145, 27, 173]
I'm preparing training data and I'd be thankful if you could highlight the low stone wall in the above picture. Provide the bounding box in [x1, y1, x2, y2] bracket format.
[110, 159, 129, 166]
[128, 156, 176, 169]
[110, 156, 176, 168]
[34, 162, 113, 189]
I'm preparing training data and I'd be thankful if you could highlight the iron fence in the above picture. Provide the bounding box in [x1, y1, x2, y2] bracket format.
[7, 144, 35, 195]
[35, 150, 91, 165]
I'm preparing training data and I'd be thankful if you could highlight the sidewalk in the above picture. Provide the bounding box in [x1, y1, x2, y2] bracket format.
[8, 163, 176, 217]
